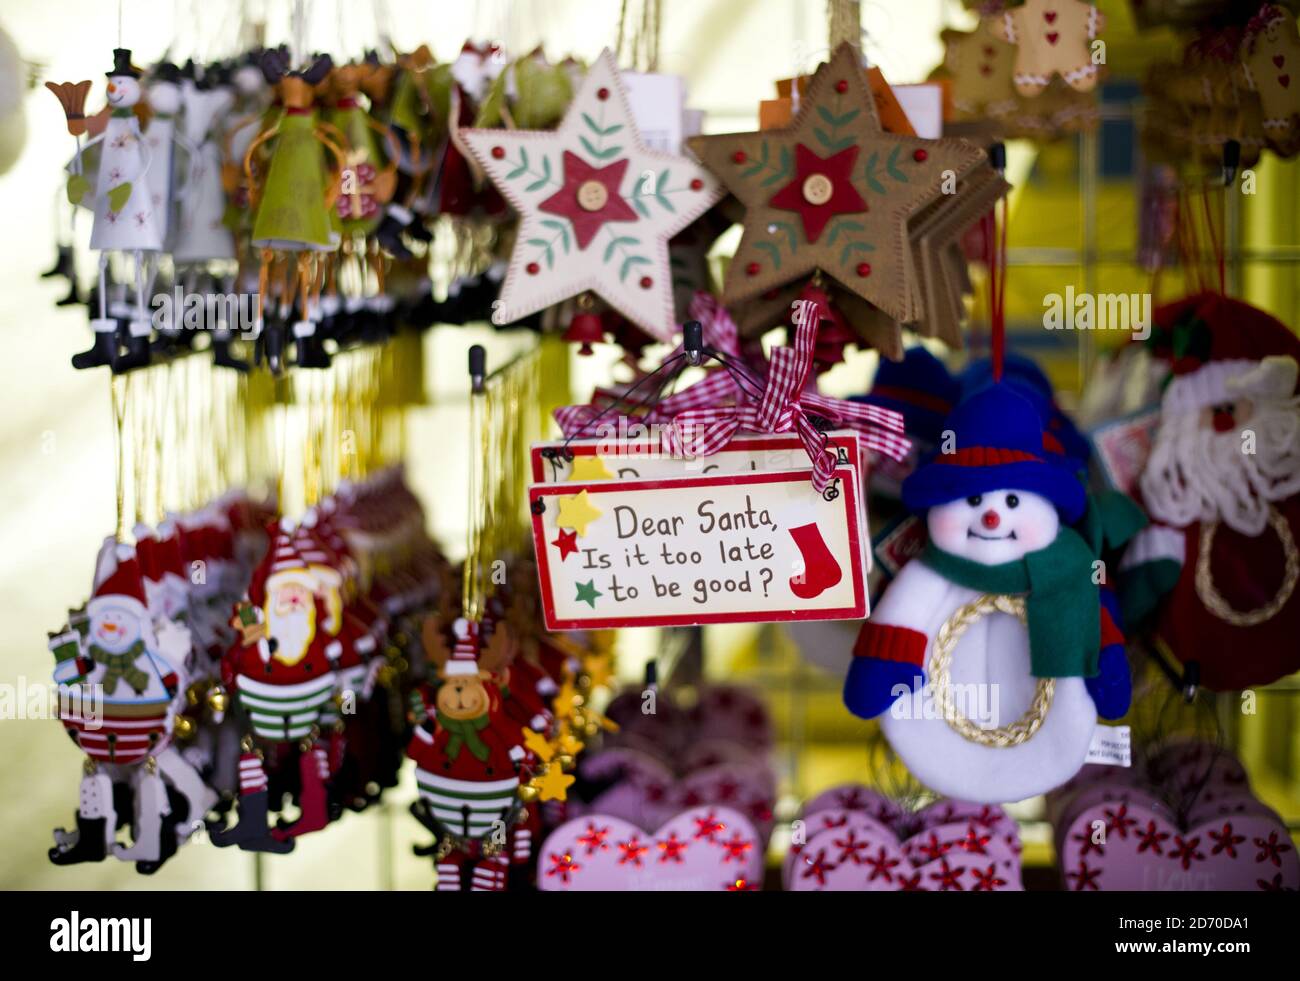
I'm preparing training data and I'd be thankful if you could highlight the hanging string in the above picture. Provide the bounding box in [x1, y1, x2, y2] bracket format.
[987, 195, 1008, 382]
[1200, 182, 1225, 296]
[828, 0, 860, 50]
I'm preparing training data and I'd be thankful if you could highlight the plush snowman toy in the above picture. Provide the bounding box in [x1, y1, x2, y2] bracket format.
[843, 384, 1129, 803]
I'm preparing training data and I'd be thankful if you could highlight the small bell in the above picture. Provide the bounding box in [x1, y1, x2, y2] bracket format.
[563, 309, 606, 356]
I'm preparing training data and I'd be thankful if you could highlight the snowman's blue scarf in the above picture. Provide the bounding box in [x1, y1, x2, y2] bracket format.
[920, 526, 1099, 679]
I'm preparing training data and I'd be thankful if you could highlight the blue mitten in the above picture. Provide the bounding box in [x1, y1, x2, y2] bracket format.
[843, 657, 924, 720]
[1086, 644, 1131, 720]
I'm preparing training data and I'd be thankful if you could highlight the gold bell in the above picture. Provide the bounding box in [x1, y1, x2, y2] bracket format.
[172, 716, 196, 741]
[518, 784, 540, 803]
[207, 687, 229, 714]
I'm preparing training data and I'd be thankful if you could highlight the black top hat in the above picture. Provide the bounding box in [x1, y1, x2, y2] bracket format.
[107, 48, 142, 79]
[152, 61, 183, 84]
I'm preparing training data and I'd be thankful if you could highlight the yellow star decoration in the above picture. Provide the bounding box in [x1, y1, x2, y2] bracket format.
[557, 730, 585, 757]
[555, 490, 603, 537]
[553, 676, 580, 720]
[522, 727, 555, 764]
[569, 455, 614, 482]
[535, 764, 576, 802]
[582, 652, 614, 690]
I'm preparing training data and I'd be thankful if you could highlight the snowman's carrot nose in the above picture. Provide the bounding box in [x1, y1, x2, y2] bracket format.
[981, 510, 1000, 530]
[107, 82, 117, 93]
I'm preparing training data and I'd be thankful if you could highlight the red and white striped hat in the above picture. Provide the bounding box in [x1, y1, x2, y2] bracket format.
[249, 518, 316, 607]
[446, 618, 480, 676]
[89, 541, 150, 622]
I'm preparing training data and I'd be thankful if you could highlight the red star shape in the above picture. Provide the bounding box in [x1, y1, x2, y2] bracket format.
[657, 832, 689, 863]
[715, 779, 740, 802]
[956, 827, 993, 855]
[1254, 832, 1292, 867]
[721, 833, 753, 863]
[914, 831, 950, 863]
[801, 848, 837, 886]
[767, 144, 867, 243]
[546, 852, 581, 883]
[1137, 821, 1170, 855]
[863, 845, 899, 883]
[928, 858, 967, 891]
[693, 812, 727, 841]
[1209, 823, 1245, 858]
[832, 829, 871, 865]
[1072, 830, 1104, 858]
[1067, 860, 1102, 891]
[1169, 835, 1205, 871]
[539, 151, 637, 250]
[551, 528, 579, 560]
[725, 877, 758, 891]
[577, 823, 610, 855]
[971, 863, 1008, 892]
[1103, 804, 1137, 839]
[618, 836, 648, 866]
[896, 871, 923, 891]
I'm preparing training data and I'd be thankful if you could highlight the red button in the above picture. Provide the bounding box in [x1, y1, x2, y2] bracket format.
[835, 80, 848, 93]
[913, 148, 928, 162]
[746, 262, 760, 276]
[732, 150, 747, 164]
[491, 146, 505, 159]
[639, 276, 653, 289]
[597, 87, 610, 101]
[690, 178, 704, 190]
[526, 262, 540, 275]
[856, 262, 872, 277]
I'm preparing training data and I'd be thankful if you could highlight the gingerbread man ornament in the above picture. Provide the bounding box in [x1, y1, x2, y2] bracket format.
[993, 0, 1105, 97]
[1239, 5, 1300, 158]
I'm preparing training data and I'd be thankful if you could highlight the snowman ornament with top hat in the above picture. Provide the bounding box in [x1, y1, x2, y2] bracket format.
[844, 384, 1130, 803]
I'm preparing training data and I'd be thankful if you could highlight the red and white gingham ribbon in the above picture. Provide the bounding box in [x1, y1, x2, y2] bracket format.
[667, 293, 911, 492]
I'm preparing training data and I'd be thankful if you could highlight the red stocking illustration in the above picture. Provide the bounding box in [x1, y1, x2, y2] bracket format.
[788, 522, 842, 599]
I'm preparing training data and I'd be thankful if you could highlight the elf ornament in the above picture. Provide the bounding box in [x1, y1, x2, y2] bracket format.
[173, 74, 236, 264]
[844, 384, 1128, 803]
[48, 542, 199, 872]
[407, 618, 527, 891]
[461, 48, 724, 342]
[1122, 293, 1300, 690]
[212, 521, 341, 853]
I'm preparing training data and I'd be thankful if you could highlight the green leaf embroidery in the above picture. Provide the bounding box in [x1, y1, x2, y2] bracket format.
[619, 254, 651, 282]
[579, 136, 622, 161]
[839, 240, 875, 266]
[817, 105, 838, 127]
[741, 141, 770, 179]
[814, 127, 854, 153]
[863, 152, 885, 194]
[525, 155, 553, 192]
[632, 197, 650, 218]
[754, 240, 781, 271]
[582, 112, 624, 138]
[772, 220, 798, 253]
[886, 145, 909, 182]
[654, 169, 675, 213]
[506, 148, 530, 179]
[603, 235, 639, 263]
[825, 218, 865, 248]
[759, 145, 793, 188]
[540, 219, 571, 253]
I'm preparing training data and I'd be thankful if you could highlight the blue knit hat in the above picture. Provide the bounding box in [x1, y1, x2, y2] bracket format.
[851, 347, 958, 447]
[961, 354, 1091, 467]
[901, 383, 1087, 522]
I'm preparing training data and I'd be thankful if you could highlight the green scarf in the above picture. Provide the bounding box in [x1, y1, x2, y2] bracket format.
[90, 639, 150, 694]
[1078, 490, 1147, 561]
[437, 711, 491, 762]
[921, 526, 1100, 679]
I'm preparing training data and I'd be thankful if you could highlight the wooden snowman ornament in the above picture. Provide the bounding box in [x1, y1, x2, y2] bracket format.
[844, 384, 1129, 803]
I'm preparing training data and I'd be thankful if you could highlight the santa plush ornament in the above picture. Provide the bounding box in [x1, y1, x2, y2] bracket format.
[844, 385, 1129, 803]
[1123, 294, 1300, 690]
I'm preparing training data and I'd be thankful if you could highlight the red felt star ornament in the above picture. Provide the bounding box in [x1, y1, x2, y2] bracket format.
[539, 152, 638, 250]
[551, 528, 579, 560]
[768, 144, 867, 243]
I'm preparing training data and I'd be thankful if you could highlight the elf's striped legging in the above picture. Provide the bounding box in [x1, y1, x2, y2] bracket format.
[235, 674, 337, 743]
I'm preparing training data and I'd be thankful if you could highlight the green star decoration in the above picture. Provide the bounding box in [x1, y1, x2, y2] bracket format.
[575, 580, 602, 609]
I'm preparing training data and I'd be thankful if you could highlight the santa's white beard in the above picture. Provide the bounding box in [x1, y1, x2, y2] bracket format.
[267, 606, 314, 665]
[1140, 397, 1300, 535]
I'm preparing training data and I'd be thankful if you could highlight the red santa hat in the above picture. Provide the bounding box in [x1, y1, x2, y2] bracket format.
[445, 618, 480, 677]
[293, 516, 342, 586]
[1159, 293, 1300, 414]
[248, 519, 317, 608]
[89, 541, 150, 621]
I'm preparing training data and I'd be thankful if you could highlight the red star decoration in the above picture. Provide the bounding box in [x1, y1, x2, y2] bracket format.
[836, 788, 865, 809]
[715, 779, 740, 802]
[767, 144, 867, 243]
[693, 812, 727, 841]
[914, 831, 950, 863]
[1209, 823, 1245, 858]
[863, 845, 899, 883]
[551, 528, 579, 560]
[801, 848, 838, 886]
[1169, 835, 1205, 871]
[822, 814, 849, 829]
[618, 836, 649, 866]
[1066, 859, 1102, 891]
[832, 829, 871, 865]
[896, 871, 923, 891]
[657, 832, 689, 863]
[749, 799, 773, 823]
[539, 152, 637, 250]
[546, 851, 581, 883]
[971, 863, 1008, 892]
[577, 823, 610, 855]
[928, 858, 967, 891]
[956, 826, 993, 855]
[1254, 832, 1293, 867]
[1137, 821, 1170, 855]
[1257, 873, 1290, 891]
[725, 877, 758, 891]
[971, 806, 1002, 828]
[721, 833, 753, 863]
[1072, 830, 1105, 858]
[1103, 804, 1137, 839]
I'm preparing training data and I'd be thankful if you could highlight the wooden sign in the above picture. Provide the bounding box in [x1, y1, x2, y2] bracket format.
[529, 467, 867, 630]
[530, 431, 862, 483]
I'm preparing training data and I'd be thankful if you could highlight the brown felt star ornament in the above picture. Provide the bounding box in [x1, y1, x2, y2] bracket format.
[689, 43, 988, 324]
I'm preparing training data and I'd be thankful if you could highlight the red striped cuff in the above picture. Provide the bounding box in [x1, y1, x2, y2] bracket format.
[853, 622, 927, 667]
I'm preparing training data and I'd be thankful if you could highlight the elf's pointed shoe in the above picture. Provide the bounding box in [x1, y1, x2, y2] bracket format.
[208, 790, 295, 854]
[71, 318, 118, 370]
[49, 814, 109, 865]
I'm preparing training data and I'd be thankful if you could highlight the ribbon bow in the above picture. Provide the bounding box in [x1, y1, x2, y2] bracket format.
[667, 293, 911, 493]
[91, 640, 151, 696]
[553, 292, 752, 442]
